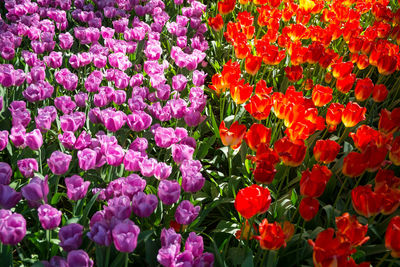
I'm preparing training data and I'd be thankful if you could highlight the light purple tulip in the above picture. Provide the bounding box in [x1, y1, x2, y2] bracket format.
[47, 151, 72, 175]
[65, 175, 90, 201]
[38, 204, 62, 230]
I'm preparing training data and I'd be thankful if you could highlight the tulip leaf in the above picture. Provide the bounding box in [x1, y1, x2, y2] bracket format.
[242, 249, 254, 267]
[79, 191, 100, 225]
[0, 245, 13, 267]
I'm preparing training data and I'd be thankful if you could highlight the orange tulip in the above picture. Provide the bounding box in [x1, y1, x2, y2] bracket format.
[230, 80, 253, 105]
[218, 0, 236, 15]
[245, 95, 272, 121]
[341, 102, 366, 128]
[244, 124, 271, 151]
[312, 85, 332, 107]
[219, 121, 247, 149]
[256, 219, 286, 250]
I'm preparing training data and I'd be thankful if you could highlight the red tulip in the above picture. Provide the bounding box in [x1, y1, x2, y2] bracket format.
[299, 197, 319, 221]
[385, 216, 400, 258]
[255, 219, 286, 250]
[230, 80, 253, 104]
[375, 169, 400, 191]
[336, 73, 356, 94]
[300, 165, 332, 198]
[285, 65, 304, 82]
[313, 139, 341, 164]
[218, 0, 236, 15]
[349, 125, 389, 152]
[372, 84, 388, 102]
[377, 55, 397, 76]
[342, 152, 367, 177]
[234, 185, 271, 219]
[326, 103, 344, 128]
[390, 136, 400, 166]
[245, 95, 272, 121]
[332, 61, 354, 79]
[335, 213, 369, 248]
[379, 108, 400, 135]
[208, 14, 224, 32]
[274, 136, 306, 167]
[245, 54, 262, 76]
[354, 78, 374, 102]
[351, 185, 382, 218]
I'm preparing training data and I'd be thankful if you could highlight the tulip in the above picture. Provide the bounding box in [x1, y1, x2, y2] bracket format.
[299, 197, 319, 221]
[354, 78, 374, 102]
[332, 61, 354, 79]
[112, 219, 140, 253]
[21, 176, 49, 207]
[180, 159, 205, 193]
[158, 180, 181, 205]
[59, 223, 84, 252]
[342, 152, 368, 177]
[208, 14, 224, 32]
[154, 127, 179, 148]
[351, 185, 382, 218]
[385, 216, 400, 258]
[132, 192, 158, 218]
[379, 108, 400, 135]
[285, 65, 303, 82]
[87, 221, 112, 247]
[65, 175, 90, 201]
[335, 213, 369, 248]
[47, 151, 72, 175]
[219, 121, 247, 149]
[0, 130, 8, 151]
[255, 219, 286, 250]
[245, 55, 262, 76]
[38, 204, 62, 230]
[67, 250, 93, 267]
[0, 211, 26, 245]
[0, 185, 21, 209]
[312, 85, 333, 107]
[17, 158, 38, 178]
[372, 84, 388, 102]
[300, 165, 332, 198]
[0, 162, 12, 185]
[274, 136, 306, 167]
[230, 80, 253, 105]
[342, 102, 366, 128]
[313, 140, 340, 164]
[390, 136, 400, 166]
[25, 129, 43, 150]
[336, 73, 356, 94]
[234, 184, 271, 219]
[175, 200, 201, 225]
[244, 124, 272, 151]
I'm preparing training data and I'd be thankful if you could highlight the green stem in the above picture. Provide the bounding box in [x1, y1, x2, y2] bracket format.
[228, 146, 233, 178]
[38, 147, 43, 174]
[376, 251, 390, 267]
[333, 177, 347, 209]
[125, 253, 129, 267]
[337, 127, 351, 144]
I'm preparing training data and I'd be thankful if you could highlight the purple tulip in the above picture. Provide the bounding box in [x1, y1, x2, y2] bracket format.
[126, 111, 152, 132]
[112, 219, 140, 253]
[158, 180, 181, 205]
[180, 160, 205, 193]
[171, 144, 194, 165]
[157, 245, 180, 267]
[47, 151, 72, 175]
[45, 256, 68, 267]
[185, 232, 204, 258]
[194, 253, 215, 267]
[161, 228, 182, 248]
[154, 127, 179, 148]
[192, 70, 207, 87]
[129, 137, 148, 152]
[172, 74, 187, 92]
[0, 130, 9, 151]
[105, 196, 132, 220]
[87, 221, 112, 246]
[166, 98, 187, 119]
[0, 162, 12, 185]
[59, 131, 77, 150]
[154, 162, 172, 180]
[184, 110, 206, 127]
[175, 251, 194, 266]
[9, 125, 26, 148]
[175, 200, 200, 225]
[59, 223, 84, 252]
[123, 150, 146, 172]
[38, 204, 62, 230]
[59, 32, 74, 50]
[54, 96, 76, 114]
[0, 211, 26, 245]
[101, 109, 126, 132]
[74, 92, 88, 108]
[140, 157, 158, 177]
[17, 158, 38, 178]
[74, 131, 92, 150]
[132, 192, 158, 218]
[0, 185, 21, 209]
[77, 148, 97, 171]
[67, 250, 93, 267]
[21, 175, 49, 207]
[65, 175, 90, 201]
[25, 129, 43, 150]
[105, 144, 124, 167]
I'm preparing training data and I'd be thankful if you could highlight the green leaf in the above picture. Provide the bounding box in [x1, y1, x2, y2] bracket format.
[242, 249, 254, 267]
[196, 135, 217, 159]
[291, 189, 298, 205]
[79, 191, 100, 225]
